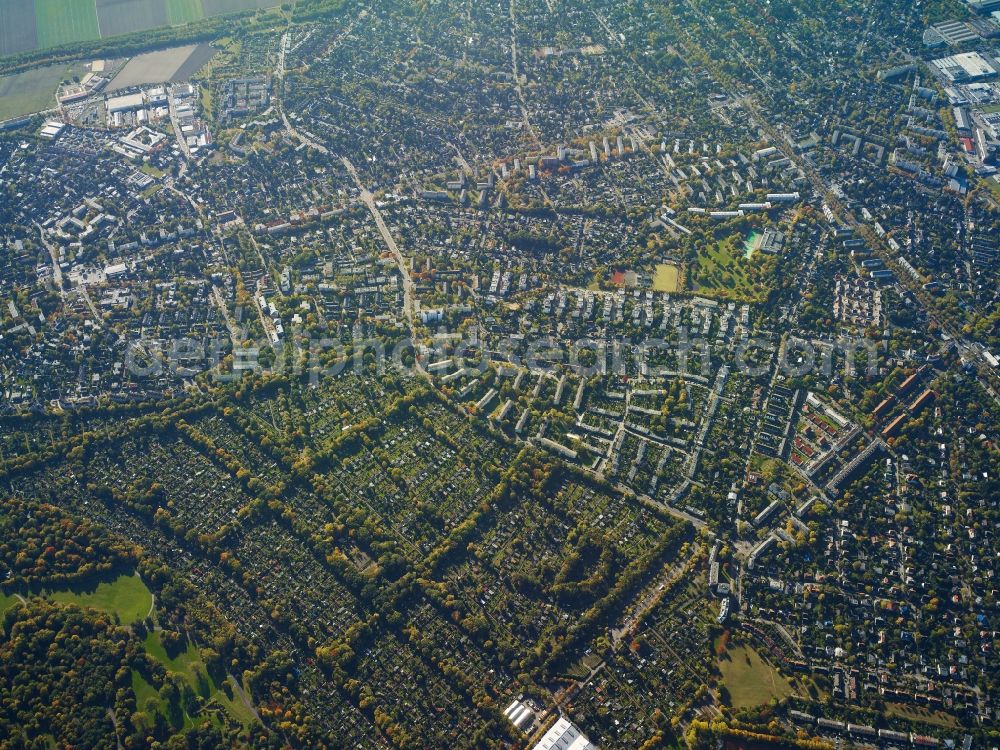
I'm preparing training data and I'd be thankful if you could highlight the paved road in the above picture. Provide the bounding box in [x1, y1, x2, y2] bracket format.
[342, 157, 417, 330]
[167, 85, 192, 161]
[35, 222, 64, 296]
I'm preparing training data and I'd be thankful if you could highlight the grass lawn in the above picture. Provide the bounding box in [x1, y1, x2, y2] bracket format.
[886, 702, 960, 729]
[984, 177, 1000, 203]
[717, 643, 795, 709]
[566, 651, 604, 679]
[200, 84, 213, 119]
[0, 592, 21, 615]
[141, 163, 166, 178]
[652, 263, 681, 292]
[131, 669, 161, 725]
[34, 0, 100, 49]
[47, 573, 153, 624]
[167, 0, 205, 25]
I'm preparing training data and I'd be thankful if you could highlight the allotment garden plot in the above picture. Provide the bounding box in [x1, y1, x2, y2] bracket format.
[441, 475, 681, 648]
[327, 400, 516, 555]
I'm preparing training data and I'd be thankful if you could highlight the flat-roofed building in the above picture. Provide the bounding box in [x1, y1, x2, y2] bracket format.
[106, 92, 145, 113]
[532, 717, 597, 750]
[931, 51, 998, 82]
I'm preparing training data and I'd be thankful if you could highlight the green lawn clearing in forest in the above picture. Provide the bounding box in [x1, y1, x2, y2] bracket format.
[47, 573, 152, 624]
[0, 592, 21, 614]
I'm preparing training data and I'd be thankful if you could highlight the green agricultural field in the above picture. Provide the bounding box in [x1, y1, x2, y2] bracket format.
[717, 643, 795, 709]
[0, 61, 83, 121]
[0, 0, 277, 58]
[47, 573, 153, 624]
[167, 0, 205, 25]
[34, 0, 100, 49]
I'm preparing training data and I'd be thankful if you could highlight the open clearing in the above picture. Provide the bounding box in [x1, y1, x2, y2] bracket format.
[652, 262, 681, 293]
[886, 702, 960, 729]
[0, 62, 82, 121]
[107, 43, 214, 90]
[34, 0, 100, 50]
[0, 592, 21, 615]
[46, 572, 153, 624]
[717, 643, 795, 709]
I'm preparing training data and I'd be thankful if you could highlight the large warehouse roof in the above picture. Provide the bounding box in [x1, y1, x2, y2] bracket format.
[931, 51, 998, 81]
[532, 717, 597, 750]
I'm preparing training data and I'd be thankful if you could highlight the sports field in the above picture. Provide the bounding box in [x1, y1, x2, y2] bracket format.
[652, 263, 681, 293]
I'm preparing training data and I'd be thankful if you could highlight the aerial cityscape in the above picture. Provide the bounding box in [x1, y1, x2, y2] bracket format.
[0, 0, 998, 748]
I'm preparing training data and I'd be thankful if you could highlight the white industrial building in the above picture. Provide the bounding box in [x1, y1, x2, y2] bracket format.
[931, 51, 998, 82]
[39, 121, 65, 140]
[106, 92, 147, 113]
[531, 716, 597, 750]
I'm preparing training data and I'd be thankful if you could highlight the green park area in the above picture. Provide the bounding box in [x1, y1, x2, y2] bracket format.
[717, 642, 795, 709]
[25, 572, 256, 731]
[132, 630, 258, 731]
[690, 233, 772, 302]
